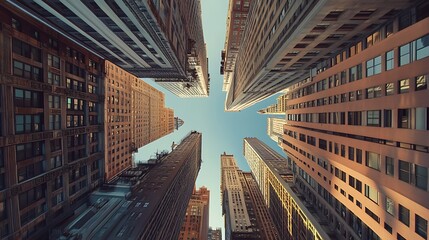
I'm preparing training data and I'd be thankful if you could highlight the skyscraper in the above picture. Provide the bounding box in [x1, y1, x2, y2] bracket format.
[281, 2, 429, 239]
[104, 60, 179, 181]
[0, 5, 104, 239]
[223, 0, 416, 111]
[49, 131, 203, 240]
[179, 186, 210, 240]
[220, 153, 279, 240]
[258, 94, 287, 115]
[244, 138, 332, 240]
[6, 0, 209, 97]
[220, 0, 252, 92]
[267, 118, 287, 146]
[208, 227, 222, 240]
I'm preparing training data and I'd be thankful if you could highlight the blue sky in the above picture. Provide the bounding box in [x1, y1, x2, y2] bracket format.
[134, 0, 286, 231]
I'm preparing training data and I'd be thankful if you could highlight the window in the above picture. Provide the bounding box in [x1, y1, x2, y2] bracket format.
[348, 147, 354, 161]
[385, 82, 395, 96]
[18, 184, 46, 210]
[356, 89, 363, 100]
[385, 50, 394, 70]
[50, 156, 62, 170]
[416, 214, 428, 239]
[366, 151, 380, 170]
[47, 54, 60, 69]
[12, 60, 42, 81]
[12, 38, 41, 62]
[16, 141, 44, 161]
[416, 34, 429, 60]
[15, 114, 43, 134]
[48, 72, 60, 86]
[48, 95, 61, 108]
[398, 160, 411, 183]
[399, 79, 410, 94]
[356, 149, 362, 164]
[415, 164, 428, 190]
[398, 109, 411, 129]
[14, 88, 42, 108]
[384, 109, 392, 127]
[416, 75, 427, 91]
[385, 157, 394, 176]
[341, 145, 346, 157]
[366, 86, 382, 99]
[366, 56, 381, 77]
[385, 196, 394, 215]
[349, 64, 362, 81]
[399, 43, 411, 66]
[52, 192, 64, 206]
[67, 98, 85, 111]
[17, 159, 46, 182]
[367, 110, 381, 127]
[49, 115, 61, 130]
[399, 204, 410, 226]
[365, 185, 378, 204]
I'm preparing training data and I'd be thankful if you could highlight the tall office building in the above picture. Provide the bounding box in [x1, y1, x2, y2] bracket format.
[267, 118, 287, 146]
[104, 61, 179, 181]
[258, 94, 287, 115]
[220, 0, 252, 92]
[179, 186, 210, 240]
[208, 227, 222, 240]
[155, 0, 210, 97]
[220, 153, 279, 240]
[49, 131, 202, 240]
[244, 138, 332, 240]
[7, 0, 209, 97]
[0, 5, 104, 239]
[223, 0, 416, 111]
[281, 3, 429, 240]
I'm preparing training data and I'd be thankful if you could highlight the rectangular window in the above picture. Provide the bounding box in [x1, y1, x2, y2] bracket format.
[366, 56, 382, 77]
[16, 141, 44, 161]
[385, 157, 394, 176]
[398, 160, 411, 183]
[384, 109, 392, 127]
[416, 214, 428, 239]
[385, 82, 395, 96]
[416, 75, 427, 91]
[12, 60, 42, 81]
[385, 50, 394, 70]
[356, 89, 363, 100]
[366, 151, 380, 170]
[385, 196, 394, 216]
[365, 185, 379, 204]
[14, 88, 43, 108]
[399, 79, 410, 94]
[49, 115, 61, 130]
[367, 110, 381, 126]
[348, 147, 354, 161]
[356, 149, 362, 164]
[15, 114, 43, 134]
[48, 72, 60, 86]
[415, 164, 428, 190]
[398, 109, 411, 129]
[47, 54, 60, 69]
[48, 95, 61, 109]
[416, 34, 429, 60]
[50, 156, 62, 170]
[399, 204, 410, 226]
[399, 43, 411, 66]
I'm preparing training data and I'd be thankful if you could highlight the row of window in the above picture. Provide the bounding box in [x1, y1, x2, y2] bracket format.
[289, 75, 427, 111]
[12, 38, 41, 62]
[13, 60, 42, 82]
[288, 108, 428, 130]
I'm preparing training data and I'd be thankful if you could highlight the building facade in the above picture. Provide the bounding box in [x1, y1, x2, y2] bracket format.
[0, 4, 103, 239]
[281, 3, 429, 240]
[224, 0, 417, 111]
[7, 0, 209, 97]
[220, 0, 251, 92]
[258, 94, 287, 115]
[208, 227, 222, 240]
[267, 118, 287, 146]
[179, 186, 210, 240]
[104, 61, 178, 181]
[221, 153, 279, 240]
[244, 138, 332, 240]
